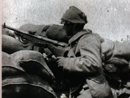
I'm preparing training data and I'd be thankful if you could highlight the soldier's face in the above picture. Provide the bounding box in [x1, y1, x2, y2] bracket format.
[63, 23, 73, 36]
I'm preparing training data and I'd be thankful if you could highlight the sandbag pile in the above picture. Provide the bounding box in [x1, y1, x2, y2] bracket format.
[102, 39, 130, 97]
[2, 23, 130, 98]
[2, 50, 57, 98]
[102, 39, 130, 73]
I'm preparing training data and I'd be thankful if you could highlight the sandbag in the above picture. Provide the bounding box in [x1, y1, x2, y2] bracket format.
[2, 52, 26, 79]
[113, 41, 130, 60]
[2, 72, 57, 98]
[2, 35, 33, 54]
[19, 23, 47, 37]
[46, 24, 70, 43]
[2, 52, 25, 73]
[2, 66, 25, 80]
[10, 50, 55, 80]
[2, 50, 55, 81]
[106, 57, 129, 66]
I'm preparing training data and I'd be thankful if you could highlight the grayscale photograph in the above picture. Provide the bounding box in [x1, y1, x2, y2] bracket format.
[2, 0, 130, 98]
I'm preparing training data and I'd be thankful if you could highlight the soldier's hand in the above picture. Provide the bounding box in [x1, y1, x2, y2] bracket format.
[43, 53, 48, 60]
[50, 55, 58, 61]
[57, 57, 65, 67]
[44, 54, 58, 64]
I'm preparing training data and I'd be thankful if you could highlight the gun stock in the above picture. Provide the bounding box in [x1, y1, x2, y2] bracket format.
[2, 24, 67, 47]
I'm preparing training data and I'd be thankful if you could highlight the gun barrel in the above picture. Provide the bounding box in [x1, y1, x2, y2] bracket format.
[37, 36, 67, 47]
[3, 24, 29, 34]
[2, 24, 67, 47]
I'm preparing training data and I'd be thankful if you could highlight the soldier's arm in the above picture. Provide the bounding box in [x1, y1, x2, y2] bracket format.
[47, 43, 69, 57]
[58, 35, 102, 75]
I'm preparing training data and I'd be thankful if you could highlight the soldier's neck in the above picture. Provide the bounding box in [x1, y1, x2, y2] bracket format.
[72, 29, 82, 35]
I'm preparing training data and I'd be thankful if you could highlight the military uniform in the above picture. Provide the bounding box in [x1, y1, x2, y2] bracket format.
[58, 29, 113, 98]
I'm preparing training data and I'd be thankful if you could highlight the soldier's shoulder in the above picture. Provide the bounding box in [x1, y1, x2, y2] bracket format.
[81, 30, 104, 43]
[83, 29, 92, 34]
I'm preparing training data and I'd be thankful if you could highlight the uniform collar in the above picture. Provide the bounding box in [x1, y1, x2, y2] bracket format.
[68, 29, 92, 44]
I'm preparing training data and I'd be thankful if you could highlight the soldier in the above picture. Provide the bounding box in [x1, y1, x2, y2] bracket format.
[56, 6, 114, 98]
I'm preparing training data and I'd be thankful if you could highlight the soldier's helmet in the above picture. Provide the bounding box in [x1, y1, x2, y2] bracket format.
[61, 6, 88, 24]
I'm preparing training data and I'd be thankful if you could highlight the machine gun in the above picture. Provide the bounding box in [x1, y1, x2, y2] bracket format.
[2, 23, 67, 47]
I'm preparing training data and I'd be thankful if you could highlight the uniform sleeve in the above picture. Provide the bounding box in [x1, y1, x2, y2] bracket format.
[58, 35, 102, 74]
